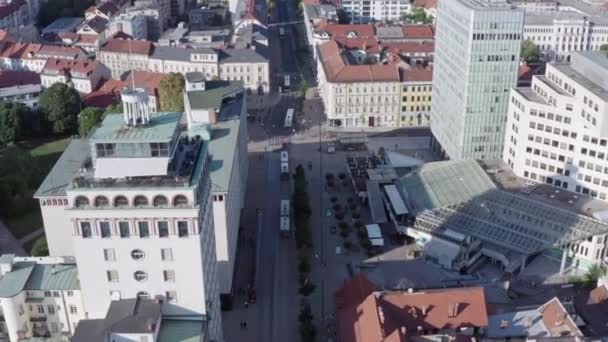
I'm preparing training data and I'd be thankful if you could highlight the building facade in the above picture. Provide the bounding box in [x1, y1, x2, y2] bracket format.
[0, 70, 41, 108]
[342, 0, 411, 24]
[106, 12, 149, 40]
[510, 0, 557, 13]
[523, 12, 608, 62]
[0, 255, 86, 342]
[40, 59, 110, 94]
[430, 0, 524, 160]
[399, 70, 432, 127]
[0, 0, 30, 31]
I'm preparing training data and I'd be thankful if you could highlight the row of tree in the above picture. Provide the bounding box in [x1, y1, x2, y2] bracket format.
[292, 165, 317, 342]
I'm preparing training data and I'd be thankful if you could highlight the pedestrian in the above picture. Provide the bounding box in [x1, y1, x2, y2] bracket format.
[244, 321, 248, 329]
[244, 300, 249, 308]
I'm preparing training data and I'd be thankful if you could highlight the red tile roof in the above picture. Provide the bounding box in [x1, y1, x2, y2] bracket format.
[0, 0, 25, 20]
[400, 68, 433, 82]
[0, 42, 42, 59]
[337, 278, 488, 342]
[100, 39, 154, 55]
[42, 59, 99, 76]
[83, 71, 164, 108]
[0, 30, 14, 43]
[384, 41, 434, 54]
[322, 24, 375, 39]
[415, 0, 437, 9]
[334, 37, 380, 54]
[318, 40, 400, 83]
[336, 274, 378, 310]
[574, 284, 608, 336]
[0, 70, 40, 88]
[85, 1, 119, 16]
[402, 24, 434, 40]
[37, 44, 87, 59]
[538, 298, 582, 337]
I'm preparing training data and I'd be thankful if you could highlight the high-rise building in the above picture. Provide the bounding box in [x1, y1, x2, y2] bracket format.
[503, 51, 608, 203]
[430, 0, 524, 160]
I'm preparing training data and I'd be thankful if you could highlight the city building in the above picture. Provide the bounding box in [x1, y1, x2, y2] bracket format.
[0, 70, 41, 108]
[34, 93, 224, 339]
[0, 255, 86, 342]
[341, 0, 411, 24]
[399, 69, 432, 127]
[189, 5, 229, 31]
[106, 12, 149, 40]
[72, 297, 209, 342]
[509, 0, 557, 13]
[98, 39, 270, 92]
[40, 59, 110, 94]
[335, 274, 488, 342]
[574, 281, 608, 337]
[430, 0, 524, 160]
[183, 72, 248, 295]
[127, 0, 166, 41]
[523, 11, 608, 62]
[41, 17, 84, 37]
[0, 42, 88, 72]
[84, 2, 120, 21]
[82, 70, 165, 110]
[503, 52, 608, 205]
[0, 0, 30, 31]
[394, 159, 608, 272]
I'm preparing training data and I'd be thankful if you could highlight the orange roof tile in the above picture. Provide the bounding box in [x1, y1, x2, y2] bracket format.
[403, 24, 434, 39]
[100, 39, 153, 55]
[323, 24, 375, 39]
[384, 41, 434, 54]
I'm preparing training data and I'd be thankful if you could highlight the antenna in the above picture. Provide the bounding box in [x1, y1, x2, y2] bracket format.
[129, 39, 136, 89]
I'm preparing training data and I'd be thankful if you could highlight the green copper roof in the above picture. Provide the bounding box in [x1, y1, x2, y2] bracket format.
[208, 119, 240, 192]
[92, 112, 182, 143]
[0, 261, 79, 298]
[158, 319, 207, 342]
[186, 80, 242, 110]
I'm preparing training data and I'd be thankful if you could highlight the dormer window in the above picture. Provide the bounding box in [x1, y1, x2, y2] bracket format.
[347, 31, 358, 38]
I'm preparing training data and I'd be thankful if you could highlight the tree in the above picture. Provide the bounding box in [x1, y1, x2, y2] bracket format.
[403, 7, 433, 24]
[0, 103, 21, 144]
[30, 237, 49, 256]
[299, 302, 316, 342]
[159, 73, 185, 112]
[600, 44, 608, 52]
[521, 39, 540, 63]
[78, 107, 105, 137]
[38, 83, 81, 135]
[582, 264, 604, 286]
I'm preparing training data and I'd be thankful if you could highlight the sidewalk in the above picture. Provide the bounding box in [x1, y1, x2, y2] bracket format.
[0, 220, 27, 256]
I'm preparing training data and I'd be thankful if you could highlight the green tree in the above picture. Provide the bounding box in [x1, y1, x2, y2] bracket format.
[78, 107, 105, 137]
[600, 44, 608, 52]
[159, 73, 185, 112]
[299, 302, 316, 342]
[521, 39, 540, 63]
[38, 83, 81, 135]
[104, 103, 123, 115]
[582, 264, 604, 286]
[0, 146, 40, 217]
[30, 237, 49, 256]
[403, 7, 433, 24]
[0, 103, 22, 144]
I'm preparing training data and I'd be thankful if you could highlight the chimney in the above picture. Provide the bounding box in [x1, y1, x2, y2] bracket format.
[400, 327, 406, 335]
[421, 305, 429, 316]
[448, 302, 460, 318]
[500, 320, 509, 329]
[208, 108, 217, 124]
[0, 254, 15, 276]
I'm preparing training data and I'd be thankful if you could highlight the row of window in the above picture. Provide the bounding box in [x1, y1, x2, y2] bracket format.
[577, 160, 608, 175]
[106, 269, 175, 283]
[522, 170, 569, 190]
[31, 304, 79, 315]
[576, 172, 608, 189]
[27, 290, 75, 298]
[110, 290, 177, 303]
[103, 248, 173, 262]
[529, 108, 572, 124]
[79, 220, 191, 239]
[74, 194, 189, 208]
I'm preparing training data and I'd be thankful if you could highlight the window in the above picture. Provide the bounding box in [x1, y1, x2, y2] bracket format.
[163, 270, 175, 282]
[150, 143, 169, 157]
[134, 271, 148, 282]
[74, 196, 89, 208]
[96, 143, 115, 157]
[153, 195, 168, 207]
[161, 248, 173, 261]
[173, 195, 188, 207]
[119, 222, 130, 238]
[69, 305, 77, 314]
[94, 196, 109, 207]
[158, 221, 169, 237]
[106, 270, 119, 282]
[51, 322, 58, 333]
[177, 221, 188, 237]
[166, 291, 177, 302]
[37, 305, 44, 314]
[131, 249, 145, 261]
[133, 195, 148, 207]
[137, 291, 150, 299]
[103, 248, 115, 262]
[80, 222, 92, 238]
[138, 222, 150, 238]
[114, 196, 129, 207]
[67, 291, 74, 297]
[100, 222, 111, 238]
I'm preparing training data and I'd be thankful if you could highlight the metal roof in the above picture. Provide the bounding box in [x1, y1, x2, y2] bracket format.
[218, 48, 268, 64]
[186, 80, 242, 110]
[158, 319, 207, 342]
[92, 112, 182, 143]
[0, 261, 79, 298]
[34, 139, 90, 198]
[384, 184, 408, 215]
[208, 119, 240, 192]
[366, 180, 388, 224]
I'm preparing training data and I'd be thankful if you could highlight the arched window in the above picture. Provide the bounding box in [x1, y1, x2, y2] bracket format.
[94, 196, 109, 207]
[114, 195, 129, 207]
[74, 196, 90, 208]
[133, 195, 148, 207]
[134, 271, 148, 282]
[173, 195, 188, 207]
[153, 195, 168, 207]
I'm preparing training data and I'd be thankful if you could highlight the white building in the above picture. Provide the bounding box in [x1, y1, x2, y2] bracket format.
[40, 59, 110, 94]
[523, 11, 608, 62]
[106, 12, 148, 40]
[0, 70, 41, 108]
[34, 90, 224, 341]
[504, 51, 608, 202]
[509, 0, 557, 13]
[0, 255, 86, 342]
[341, 0, 411, 24]
[183, 72, 248, 295]
[430, 0, 524, 160]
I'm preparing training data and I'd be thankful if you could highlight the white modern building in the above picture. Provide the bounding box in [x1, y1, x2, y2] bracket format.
[183, 72, 248, 295]
[509, 0, 557, 13]
[430, 0, 524, 160]
[523, 11, 608, 62]
[106, 12, 149, 40]
[341, 0, 411, 24]
[504, 51, 608, 203]
[34, 89, 224, 341]
[0, 255, 86, 342]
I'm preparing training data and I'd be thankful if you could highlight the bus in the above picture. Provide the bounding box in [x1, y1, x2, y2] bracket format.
[284, 108, 294, 128]
[283, 74, 290, 92]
